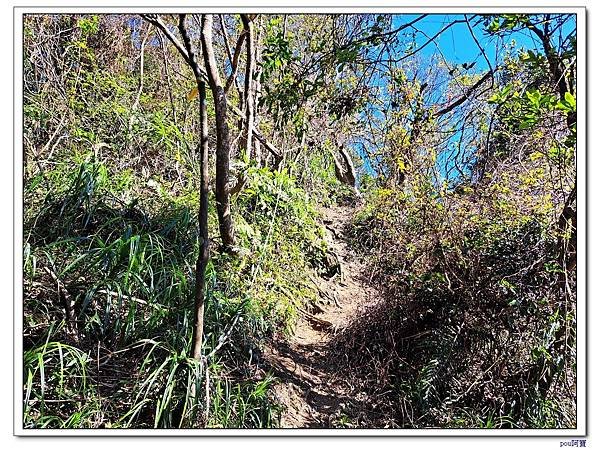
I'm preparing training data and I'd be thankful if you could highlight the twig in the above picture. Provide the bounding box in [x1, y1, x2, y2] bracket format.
[455, 359, 501, 401]
[464, 14, 494, 85]
[95, 289, 166, 311]
[325, 224, 339, 239]
[203, 299, 250, 361]
[333, 292, 341, 308]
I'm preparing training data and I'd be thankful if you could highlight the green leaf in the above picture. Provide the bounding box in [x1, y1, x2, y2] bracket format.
[488, 93, 499, 103]
[488, 19, 500, 33]
[525, 90, 541, 107]
[564, 92, 576, 110]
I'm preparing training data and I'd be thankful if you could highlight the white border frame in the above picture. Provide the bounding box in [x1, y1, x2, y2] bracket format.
[13, 4, 587, 437]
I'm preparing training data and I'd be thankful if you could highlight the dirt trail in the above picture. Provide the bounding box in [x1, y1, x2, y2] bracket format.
[263, 204, 382, 428]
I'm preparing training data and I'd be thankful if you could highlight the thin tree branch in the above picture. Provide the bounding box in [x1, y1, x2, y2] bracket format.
[141, 15, 188, 62]
[141, 14, 208, 82]
[395, 19, 468, 63]
[177, 14, 204, 83]
[340, 13, 428, 49]
[434, 70, 493, 117]
[464, 14, 494, 87]
[224, 32, 247, 95]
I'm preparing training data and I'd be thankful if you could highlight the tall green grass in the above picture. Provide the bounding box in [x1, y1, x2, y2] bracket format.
[24, 152, 327, 428]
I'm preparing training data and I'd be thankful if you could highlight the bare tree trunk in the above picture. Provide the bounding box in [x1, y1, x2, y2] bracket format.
[253, 16, 264, 165]
[254, 15, 263, 167]
[191, 79, 210, 360]
[201, 14, 236, 251]
[177, 15, 210, 360]
[219, 14, 246, 160]
[241, 14, 256, 162]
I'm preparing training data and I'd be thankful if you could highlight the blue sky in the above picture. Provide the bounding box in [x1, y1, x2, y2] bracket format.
[393, 14, 575, 71]
[353, 13, 576, 184]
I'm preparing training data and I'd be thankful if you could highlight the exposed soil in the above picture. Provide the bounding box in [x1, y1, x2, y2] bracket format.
[262, 204, 383, 428]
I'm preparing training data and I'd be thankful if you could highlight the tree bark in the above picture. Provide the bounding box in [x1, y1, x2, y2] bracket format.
[200, 14, 236, 251]
[178, 15, 210, 360]
[191, 79, 210, 360]
[253, 16, 264, 165]
[241, 14, 256, 162]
